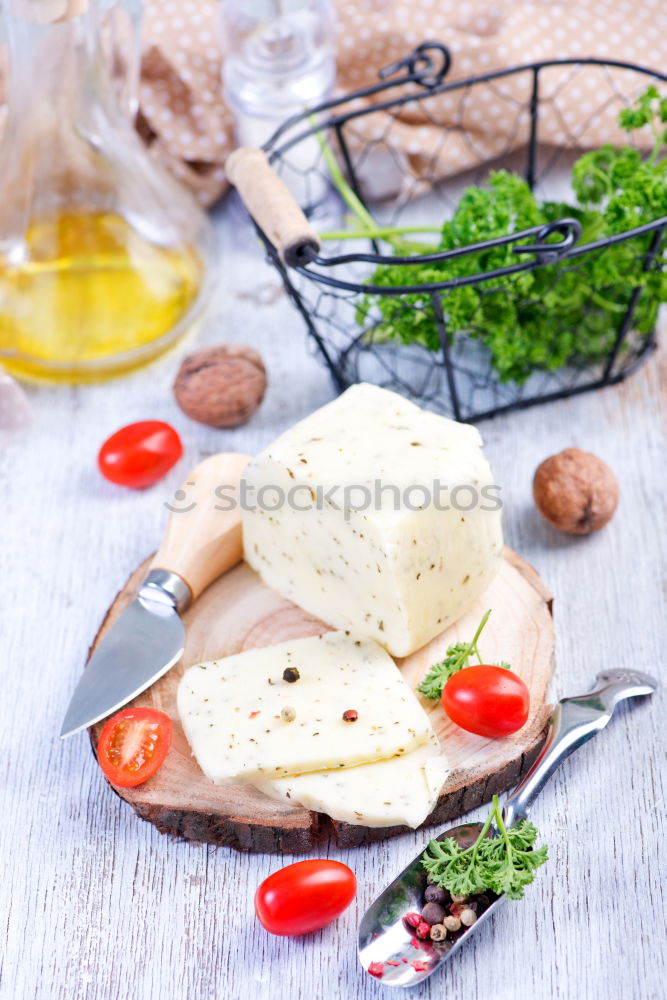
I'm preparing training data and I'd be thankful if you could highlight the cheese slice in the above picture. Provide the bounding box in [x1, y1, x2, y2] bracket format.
[242, 383, 503, 656]
[177, 631, 434, 784]
[254, 736, 449, 829]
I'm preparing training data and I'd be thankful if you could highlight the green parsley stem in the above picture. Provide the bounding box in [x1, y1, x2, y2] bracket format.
[491, 794, 515, 865]
[319, 225, 441, 241]
[470, 609, 491, 664]
[309, 116, 442, 254]
[308, 115, 377, 232]
[470, 801, 496, 858]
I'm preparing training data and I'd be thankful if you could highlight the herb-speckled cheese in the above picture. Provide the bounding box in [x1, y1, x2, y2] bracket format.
[254, 736, 449, 829]
[177, 631, 434, 784]
[242, 383, 503, 656]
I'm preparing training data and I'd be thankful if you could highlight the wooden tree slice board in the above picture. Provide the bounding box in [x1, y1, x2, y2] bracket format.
[89, 547, 554, 853]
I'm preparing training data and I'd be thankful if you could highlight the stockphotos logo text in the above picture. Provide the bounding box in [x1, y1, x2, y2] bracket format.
[165, 479, 502, 520]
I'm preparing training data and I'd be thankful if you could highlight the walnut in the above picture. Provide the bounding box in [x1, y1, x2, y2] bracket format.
[533, 447, 619, 535]
[173, 344, 267, 428]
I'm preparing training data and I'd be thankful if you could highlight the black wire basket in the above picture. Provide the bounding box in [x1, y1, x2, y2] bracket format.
[242, 44, 667, 421]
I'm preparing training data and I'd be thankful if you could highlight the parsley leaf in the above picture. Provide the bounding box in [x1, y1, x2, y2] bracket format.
[421, 795, 548, 900]
[417, 609, 510, 700]
[417, 640, 474, 699]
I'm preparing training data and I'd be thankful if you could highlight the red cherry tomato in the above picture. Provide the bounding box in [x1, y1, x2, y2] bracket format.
[442, 665, 530, 738]
[255, 860, 356, 936]
[97, 708, 173, 788]
[98, 420, 182, 489]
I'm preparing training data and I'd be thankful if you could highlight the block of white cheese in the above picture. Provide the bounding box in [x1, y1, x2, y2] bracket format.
[242, 383, 503, 656]
[177, 631, 434, 784]
[254, 736, 449, 829]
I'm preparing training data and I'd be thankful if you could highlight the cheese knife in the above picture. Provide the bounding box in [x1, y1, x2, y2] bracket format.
[60, 452, 251, 738]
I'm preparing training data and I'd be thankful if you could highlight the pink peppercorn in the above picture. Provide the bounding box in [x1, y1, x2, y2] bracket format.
[403, 912, 422, 929]
[416, 921, 431, 939]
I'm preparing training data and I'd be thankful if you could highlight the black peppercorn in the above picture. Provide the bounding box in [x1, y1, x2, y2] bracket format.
[424, 884, 447, 905]
[282, 667, 300, 683]
[420, 902, 446, 926]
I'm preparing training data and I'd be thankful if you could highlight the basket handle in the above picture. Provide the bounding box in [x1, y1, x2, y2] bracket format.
[226, 147, 321, 268]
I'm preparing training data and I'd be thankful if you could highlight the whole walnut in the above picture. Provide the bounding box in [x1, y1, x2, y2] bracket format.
[174, 344, 267, 428]
[533, 447, 619, 535]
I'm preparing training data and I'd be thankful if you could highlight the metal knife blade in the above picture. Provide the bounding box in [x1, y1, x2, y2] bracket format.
[60, 583, 186, 738]
[60, 451, 251, 739]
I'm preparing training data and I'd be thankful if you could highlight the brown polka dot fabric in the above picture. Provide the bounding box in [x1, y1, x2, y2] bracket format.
[140, 0, 667, 206]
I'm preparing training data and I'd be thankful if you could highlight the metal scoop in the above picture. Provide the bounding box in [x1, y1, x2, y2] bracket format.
[358, 668, 657, 987]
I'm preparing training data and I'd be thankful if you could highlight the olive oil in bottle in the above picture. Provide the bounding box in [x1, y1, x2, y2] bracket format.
[0, 0, 214, 383]
[0, 212, 203, 382]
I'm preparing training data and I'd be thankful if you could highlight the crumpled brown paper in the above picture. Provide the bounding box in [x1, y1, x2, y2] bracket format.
[139, 0, 667, 206]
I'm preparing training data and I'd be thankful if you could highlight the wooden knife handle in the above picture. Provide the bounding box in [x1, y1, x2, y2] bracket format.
[225, 146, 320, 267]
[150, 452, 251, 603]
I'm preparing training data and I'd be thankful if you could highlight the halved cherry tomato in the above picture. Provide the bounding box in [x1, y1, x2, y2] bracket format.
[442, 665, 530, 738]
[97, 707, 173, 788]
[98, 420, 182, 489]
[255, 859, 356, 936]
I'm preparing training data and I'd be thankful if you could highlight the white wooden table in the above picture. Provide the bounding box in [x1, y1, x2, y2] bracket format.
[2, 202, 665, 1000]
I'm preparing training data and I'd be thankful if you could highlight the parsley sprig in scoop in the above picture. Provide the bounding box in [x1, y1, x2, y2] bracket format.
[422, 795, 548, 900]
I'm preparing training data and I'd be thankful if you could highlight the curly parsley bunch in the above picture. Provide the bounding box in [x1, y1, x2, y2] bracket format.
[356, 87, 667, 384]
